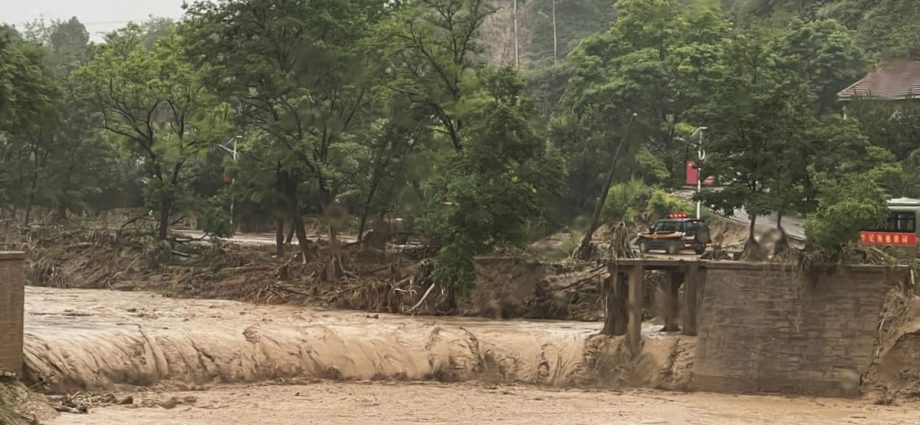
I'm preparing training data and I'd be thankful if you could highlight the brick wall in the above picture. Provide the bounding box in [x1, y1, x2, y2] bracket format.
[0, 252, 25, 376]
[693, 264, 905, 397]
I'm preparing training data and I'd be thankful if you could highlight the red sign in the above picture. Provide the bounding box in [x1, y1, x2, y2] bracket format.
[859, 232, 918, 247]
[686, 161, 715, 186]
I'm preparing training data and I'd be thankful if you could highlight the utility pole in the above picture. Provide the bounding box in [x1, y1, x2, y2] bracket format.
[218, 137, 239, 225]
[691, 127, 708, 220]
[552, 0, 558, 64]
[513, 0, 520, 69]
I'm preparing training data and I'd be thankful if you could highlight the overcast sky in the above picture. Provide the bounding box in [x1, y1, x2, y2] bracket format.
[1, 0, 188, 39]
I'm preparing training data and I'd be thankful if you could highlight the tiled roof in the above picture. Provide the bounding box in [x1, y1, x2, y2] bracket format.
[838, 60, 920, 101]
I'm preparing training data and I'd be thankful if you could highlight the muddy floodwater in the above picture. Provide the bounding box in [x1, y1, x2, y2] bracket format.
[22, 287, 918, 425]
[50, 381, 919, 425]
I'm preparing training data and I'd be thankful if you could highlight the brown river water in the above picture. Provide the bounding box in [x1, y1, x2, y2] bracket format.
[20, 287, 917, 425]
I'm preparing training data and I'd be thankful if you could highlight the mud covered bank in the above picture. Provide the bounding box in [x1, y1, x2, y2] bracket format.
[52, 382, 920, 425]
[24, 230, 611, 322]
[866, 296, 920, 402]
[22, 287, 692, 394]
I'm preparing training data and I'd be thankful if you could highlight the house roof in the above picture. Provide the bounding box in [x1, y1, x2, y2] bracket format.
[838, 60, 920, 101]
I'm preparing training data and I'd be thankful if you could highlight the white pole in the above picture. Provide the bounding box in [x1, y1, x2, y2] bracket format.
[552, 0, 558, 64]
[232, 138, 237, 224]
[513, 0, 519, 69]
[696, 129, 705, 220]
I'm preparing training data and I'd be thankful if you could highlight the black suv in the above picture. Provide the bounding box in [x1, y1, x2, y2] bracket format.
[637, 216, 711, 255]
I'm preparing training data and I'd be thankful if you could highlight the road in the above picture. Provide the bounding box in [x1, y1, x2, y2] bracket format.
[673, 190, 806, 240]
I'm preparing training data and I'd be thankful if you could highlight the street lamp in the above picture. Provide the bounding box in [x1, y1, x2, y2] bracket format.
[217, 137, 239, 224]
[690, 127, 708, 219]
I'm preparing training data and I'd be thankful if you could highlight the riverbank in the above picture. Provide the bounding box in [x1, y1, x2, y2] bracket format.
[51, 381, 918, 425]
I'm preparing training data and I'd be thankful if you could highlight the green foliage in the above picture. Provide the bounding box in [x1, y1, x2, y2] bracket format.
[731, 0, 920, 60]
[805, 164, 899, 257]
[4, 0, 917, 276]
[73, 23, 231, 238]
[184, 0, 386, 253]
[647, 190, 693, 221]
[602, 178, 650, 225]
[423, 66, 564, 295]
[822, 0, 920, 60]
[634, 146, 671, 184]
[198, 195, 235, 240]
[698, 19, 868, 238]
[559, 0, 730, 204]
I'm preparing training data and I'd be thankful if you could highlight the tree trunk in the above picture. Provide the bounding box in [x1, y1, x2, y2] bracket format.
[275, 218, 285, 257]
[357, 209, 370, 244]
[748, 213, 757, 243]
[775, 209, 790, 254]
[55, 203, 68, 223]
[356, 177, 382, 242]
[739, 212, 760, 260]
[280, 171, 313, 263]
[274, 165, 287, 257]
[327, 223, 343, 281]
[576, 135, 628, 260]
[23, 169, 38, 226]
[292, 213, 312, 262]
[23, 195, 33, 227]
[157, 197, 171, 241]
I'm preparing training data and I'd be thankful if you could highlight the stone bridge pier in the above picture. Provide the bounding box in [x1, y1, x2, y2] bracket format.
[0, 252, 26, 377]
[603, 259, 705, 355]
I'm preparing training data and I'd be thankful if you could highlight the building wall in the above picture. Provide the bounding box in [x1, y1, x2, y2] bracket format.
[692, 264, 905, 397]
[0, 252, 25, 376]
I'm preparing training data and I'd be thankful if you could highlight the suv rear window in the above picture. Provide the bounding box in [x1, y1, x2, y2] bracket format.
[654, 221, 683, 233]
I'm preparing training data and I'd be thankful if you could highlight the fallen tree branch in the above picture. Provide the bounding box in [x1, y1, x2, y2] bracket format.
[274, 284, 311, 297]
[406, 281, 437, 314]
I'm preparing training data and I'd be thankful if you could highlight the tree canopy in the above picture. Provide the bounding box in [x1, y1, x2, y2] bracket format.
[1, 0, 916, 290]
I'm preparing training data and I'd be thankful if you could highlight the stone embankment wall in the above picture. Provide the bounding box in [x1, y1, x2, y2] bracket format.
[0, 252, 25, 376]
[693, 263, 906, 397]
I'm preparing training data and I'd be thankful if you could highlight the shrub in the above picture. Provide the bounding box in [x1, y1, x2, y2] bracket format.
[805, 164, 899, 257]
[647, 190, 693, 221]
[602, 178, 651, 225]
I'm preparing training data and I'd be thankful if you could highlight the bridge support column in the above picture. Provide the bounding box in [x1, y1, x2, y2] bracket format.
[627, 265, 644, 356]
[602, 272, 629, 336]
[683, 265, 702, 336]
[661, 271, 683, 332]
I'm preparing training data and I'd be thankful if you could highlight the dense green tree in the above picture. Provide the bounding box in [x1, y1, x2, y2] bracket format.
[376, 0, 495, 152]
[698, 28, 796, 247]
[805, 163, 901, 257]
[73, 24, 231, 240]
[560, 0, 729, 257]
[0, 27, 64, 223]
[422, 67, 563, 305]
[184, 0, 386, 263]
[380, 1, 563, 301]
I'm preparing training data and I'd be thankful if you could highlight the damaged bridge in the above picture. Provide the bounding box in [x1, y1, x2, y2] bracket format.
[605, 258, 910, 396]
